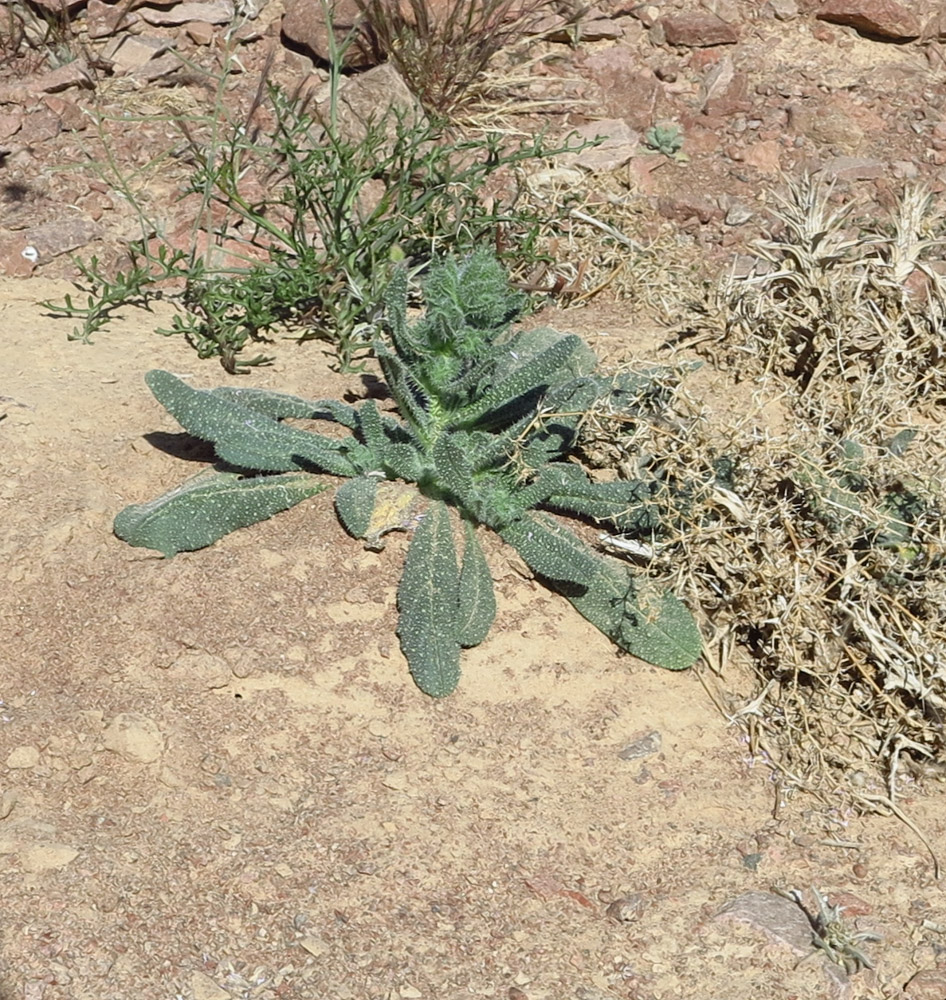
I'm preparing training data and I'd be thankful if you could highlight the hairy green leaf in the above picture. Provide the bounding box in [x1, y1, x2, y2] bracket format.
[457, 335, 584, 428]
[545, 476, 659, 533]
[211, 386, 358, 426]
[500, 513, 701, 671]
[457, 521, 496, 648]
[397, 501, 462, 697]
[114, 469, 328, 557]
[146, 370, 365, 476]
[334, 474, 380, 539]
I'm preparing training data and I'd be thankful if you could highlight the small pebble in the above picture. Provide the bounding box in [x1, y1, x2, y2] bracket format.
[606, 894, 646, 923]
[5, 745, 40, 769]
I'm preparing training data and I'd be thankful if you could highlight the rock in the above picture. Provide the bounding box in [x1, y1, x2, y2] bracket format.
[130, 51, 184, 82]
[703, 0, 742, 22]
[15, 218, 102, 261]
[86, 0, 139, 39]
[922, 9, 946, 40]
[702, 68, 751, 117]
[17, 109, 61, 144]
[660, 12, 739, 46]
[617, 731, 661, 761]
[19, 843, 80, 873]
[102, 713, 164, 763]
[788, 94, 883, 155]
[0, 110, 22, 139]
[0, 234, 38, 278]
[816, 0, 921, 40]
[905, 969, 946, 1000]
[171, 650, 231, 690]
[560, 119, 640, 173]
[716, 891, 814, 955]
[742, 138, 782, 175]
[767, 0, 799, 17]
[316, 63, 426, 149]
[43, 96, 86, 131]
[582, 47, 659, 130]
[29, 0, 84, 11]
[723, 200, 754, 226]
[6, 745, 40, 769]
[32, 59, 94, 94]
[139, 1, 234, 25]
[103, 35, 171, 71]
[574, 15, 624, 41]
[281, 0, 374, 68]
[605, 894, 646, 922]
[185, 20, 216, 44]
[190, 971, 230, 1000]
[657, 194, 721, 225]
[818, 155, 886, 181]
[699, 53, 734, 109]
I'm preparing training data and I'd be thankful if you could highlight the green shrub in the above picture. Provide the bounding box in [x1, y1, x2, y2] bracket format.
[115, 251, 701, 696]
[46, 31, 588, 373]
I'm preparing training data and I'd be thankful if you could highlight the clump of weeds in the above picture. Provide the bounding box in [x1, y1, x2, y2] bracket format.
[46, 22, 588, 372]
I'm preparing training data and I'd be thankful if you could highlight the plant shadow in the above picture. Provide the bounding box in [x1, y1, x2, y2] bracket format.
[143, 431, 217, 464]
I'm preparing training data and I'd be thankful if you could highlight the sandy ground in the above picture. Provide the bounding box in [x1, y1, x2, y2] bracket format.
[2, 278, 945, 1000]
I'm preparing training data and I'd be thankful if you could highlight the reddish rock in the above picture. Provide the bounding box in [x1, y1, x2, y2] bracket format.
[657, 194, 722, 225]
[827, 891, 871, 916]
[703, 70, 751, 117]
[103, 35, 171, 71]
[17, 110, 61, 145]
[139, 1, 234, 26]
[42, 96, 86, 131]
[76, 190, 114, 222]
[0, 111, 23, 140]
[312, 63, 425, 150]
[582, 47, 659, 130]
[788, 93, 884, 155]
[281, 0, 374, 68]
[690, 46, 726, 72]
[0, 233, 38, 278]
[32, 59, 94, 94]
[660, 12, 739, 47]
[904, 969, 946, 1000]
[0, 85, 32, 106]
[184, 20, 216, 45]
[816, 0, 921, 39]
[818, 155, 886, 180]
[86, 0, 139, 39]
[742, 139, 782, 175]
[627, 154, 663, 194]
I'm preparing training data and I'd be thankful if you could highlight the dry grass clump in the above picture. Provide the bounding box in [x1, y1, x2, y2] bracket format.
[354, 0, 551, 119]
[712, 175, 946, 437]
[580, 177, 946, 866]
[516, 164, 710, 311]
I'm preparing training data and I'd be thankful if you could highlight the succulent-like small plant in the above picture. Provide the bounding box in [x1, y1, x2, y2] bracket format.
[115, 251, 701, 696]
[644, 123, 687, 161]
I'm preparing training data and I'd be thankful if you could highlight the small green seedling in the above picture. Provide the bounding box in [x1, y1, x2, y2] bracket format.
[115, 251, 701, 696]
[644, 123, 687, 162]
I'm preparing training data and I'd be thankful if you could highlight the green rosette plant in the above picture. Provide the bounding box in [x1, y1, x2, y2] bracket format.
[115, 251, 701, 696]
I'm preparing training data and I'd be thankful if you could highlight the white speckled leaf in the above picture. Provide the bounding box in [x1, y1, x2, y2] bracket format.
[114, 469, 329, 557]
[396, 501, 461, 697]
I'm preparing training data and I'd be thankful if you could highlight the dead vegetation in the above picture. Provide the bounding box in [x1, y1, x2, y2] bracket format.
[580, 176, 946, 871]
